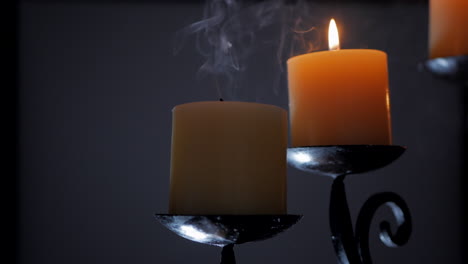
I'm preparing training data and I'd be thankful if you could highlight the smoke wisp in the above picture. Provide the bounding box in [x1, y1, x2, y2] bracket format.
[174, 0, 322, 101]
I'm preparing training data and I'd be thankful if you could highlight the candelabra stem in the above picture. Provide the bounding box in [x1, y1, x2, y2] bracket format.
[330, 175, 361, 264]
[220, 244, 236, 264]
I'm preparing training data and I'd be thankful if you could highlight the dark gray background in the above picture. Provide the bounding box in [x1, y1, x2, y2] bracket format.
[18, 0, 463, 263]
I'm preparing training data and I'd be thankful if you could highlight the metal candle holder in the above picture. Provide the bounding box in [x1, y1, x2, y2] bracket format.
[156, 145, 411, 264]
[154, 214, 302, 263]
[287, 145, 412, 264]
[422, 55, 468, 83]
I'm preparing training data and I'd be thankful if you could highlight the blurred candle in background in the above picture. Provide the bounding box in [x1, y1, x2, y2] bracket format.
[287, 19, 392, 147]
[429, 0, 468, 58]
[169, 101, 287, 215]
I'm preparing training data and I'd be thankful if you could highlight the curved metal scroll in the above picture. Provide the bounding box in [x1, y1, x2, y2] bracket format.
[329, 176, 412, 264]
[355, 192, 412, 264]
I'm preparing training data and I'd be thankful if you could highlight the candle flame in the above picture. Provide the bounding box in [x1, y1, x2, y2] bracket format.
[328, 18, 340, 51]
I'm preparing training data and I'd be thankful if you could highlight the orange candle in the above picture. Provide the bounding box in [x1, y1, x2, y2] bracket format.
[287, 19, 392, 147]
[429, 0, 468, 58]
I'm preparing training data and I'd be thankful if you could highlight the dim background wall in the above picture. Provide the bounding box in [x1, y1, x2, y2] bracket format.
[18, 1, 463, 263]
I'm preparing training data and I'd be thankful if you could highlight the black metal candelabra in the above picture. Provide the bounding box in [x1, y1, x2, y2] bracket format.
[287, 145, 412, 264]
[155, 145, 413, 264]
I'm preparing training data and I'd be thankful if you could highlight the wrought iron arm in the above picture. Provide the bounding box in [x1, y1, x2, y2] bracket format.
[329, 176, 412, 264]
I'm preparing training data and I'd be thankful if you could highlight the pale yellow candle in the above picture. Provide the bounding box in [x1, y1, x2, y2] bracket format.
[429, 0, 468, 58]
[287, 19, 392, 147]
[169, 101, 287, 215]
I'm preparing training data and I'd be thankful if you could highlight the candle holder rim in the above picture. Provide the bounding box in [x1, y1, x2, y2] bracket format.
[288, 144, 406, 148]
[422, 55, 468, 81]
[287, 145, 406, 177]
[154, 214, 303, 247]
[155, 213, 302, 216]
